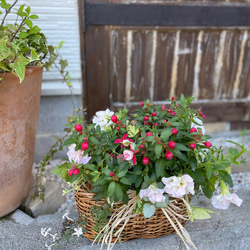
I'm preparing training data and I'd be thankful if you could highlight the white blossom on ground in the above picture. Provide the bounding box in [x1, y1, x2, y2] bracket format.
[92, 109, 114, 131]
[191, 117, 205, 135]
[67, 144, 91, 165]
[41, 228, 51, 237]
[162, 174, 195, 198]
[62, 212, 74, 221]
[139, 185, 165, 204]
[72, 227, 83, 237]
[211, 180, 243, 209]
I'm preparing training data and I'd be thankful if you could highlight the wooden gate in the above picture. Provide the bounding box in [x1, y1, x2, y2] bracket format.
[79, 0, 250, 129]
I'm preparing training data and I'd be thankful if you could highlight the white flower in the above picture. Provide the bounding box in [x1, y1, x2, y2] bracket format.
[67, 144, 91, 165]
[72, 227, 83, 237]
[123, 150, 134, 161]
[212, 180, 243, 209]
[191, 117, 205, 135]
[162, 174, 194, 198]
[92, 109, 114, 131]
[139, 185, 165, 204]
[41, 227, 51, 237]
[212, 193, 243, 209]
[62, 212, 74, 221]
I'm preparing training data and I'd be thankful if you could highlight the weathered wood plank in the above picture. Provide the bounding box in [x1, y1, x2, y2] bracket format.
[130, 30, 156, 102]
[175, 31, 199, 98]
[217, 31, 247, 99]
[110, 29, 127, 104]
[154, 31, 176, 100]
[85, 26, 110, 121]
[237, 31, 250, 98]
[198, 31, 221, 99]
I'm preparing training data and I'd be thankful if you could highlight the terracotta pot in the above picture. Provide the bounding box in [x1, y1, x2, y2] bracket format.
[0, 66, 43, 217]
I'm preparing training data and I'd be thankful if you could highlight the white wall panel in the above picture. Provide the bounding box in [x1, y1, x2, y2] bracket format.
[7, 0, 82, 95]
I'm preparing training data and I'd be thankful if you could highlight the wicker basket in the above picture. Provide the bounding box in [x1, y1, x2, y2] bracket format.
[75, 187, 189, 242]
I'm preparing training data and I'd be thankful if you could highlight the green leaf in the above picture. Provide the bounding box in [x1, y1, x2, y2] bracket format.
[107, 182, 116, 197]
[84, 164, 96, 171]
[218, 171, 233, 188]
[29, 14, 39, 19]
[30, 48, 40, 61]
[155, 159, 166, 178]
[14, 55, 29, 83]
[173, 150, 189, 163]
[160, 128, 172, 141]
[25, 19, 33, 28]
[205, 165, 213, 179]
[25, 6, 31, 15]
[120, 177, 131, 185]
[142, 203, 156, 218]
[63, 137, 76, 146]
[114, 183, 123, 200]
[155, 144, 162, 157]
[103, 168, 111, 176]
[189, 157, 197, 171]
[19, 32, 29, 38]
[228, 148, 239, 161]
[90, 136, 100, 145]
[190, 206, 217, 222]
[117, 169, 128, 178]
[155, 202, 168, 208]
[180, 94, 186, 106]
[144, 175, 150, 186]
[175, 143, 191, 152]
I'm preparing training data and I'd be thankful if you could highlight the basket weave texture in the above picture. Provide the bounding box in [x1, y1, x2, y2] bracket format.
[75, 187, 188, 242]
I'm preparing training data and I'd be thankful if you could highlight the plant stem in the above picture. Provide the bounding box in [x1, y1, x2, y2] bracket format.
[10, 16, 26, 42]
[0, 0, 18, 31]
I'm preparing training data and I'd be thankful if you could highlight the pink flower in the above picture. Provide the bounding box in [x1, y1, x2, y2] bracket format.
[67, 144, 91, 165]
[139, 185, 165, 204]
[68, 165, 80, 176]
[123, 150, 134, 161]
[212, 180, 243, 209]
[123, 149, 137, 165]
[114, 134, 134, 148]
[162, 174, 194, 198]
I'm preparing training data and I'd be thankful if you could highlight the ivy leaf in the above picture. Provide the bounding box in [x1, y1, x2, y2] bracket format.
[25, 19, 33, 28]
[142, 203, 156, 218]
[29, 14, 39, 19]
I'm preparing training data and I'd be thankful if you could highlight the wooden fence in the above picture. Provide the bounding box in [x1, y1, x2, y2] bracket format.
[79, 0, 250, 129]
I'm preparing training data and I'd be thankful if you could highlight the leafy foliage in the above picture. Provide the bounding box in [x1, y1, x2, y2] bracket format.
[54, 95, 246, 206]
[0, 0, 72, 88]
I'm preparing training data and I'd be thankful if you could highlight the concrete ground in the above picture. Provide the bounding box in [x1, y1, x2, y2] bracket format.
[0, 188, 249, 250]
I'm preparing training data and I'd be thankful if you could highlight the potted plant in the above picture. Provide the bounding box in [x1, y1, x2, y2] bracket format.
[53, 95, 246, 249]
[0, 0, 71, 217]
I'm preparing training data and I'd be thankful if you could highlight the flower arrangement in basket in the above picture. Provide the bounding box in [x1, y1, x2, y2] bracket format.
[53, 95, 246, 249]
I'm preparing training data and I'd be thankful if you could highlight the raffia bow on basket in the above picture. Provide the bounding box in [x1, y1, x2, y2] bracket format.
[75, 187, 197, 250]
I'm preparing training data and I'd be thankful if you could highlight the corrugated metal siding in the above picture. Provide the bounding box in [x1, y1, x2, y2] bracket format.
[9, 0, 82, 95]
